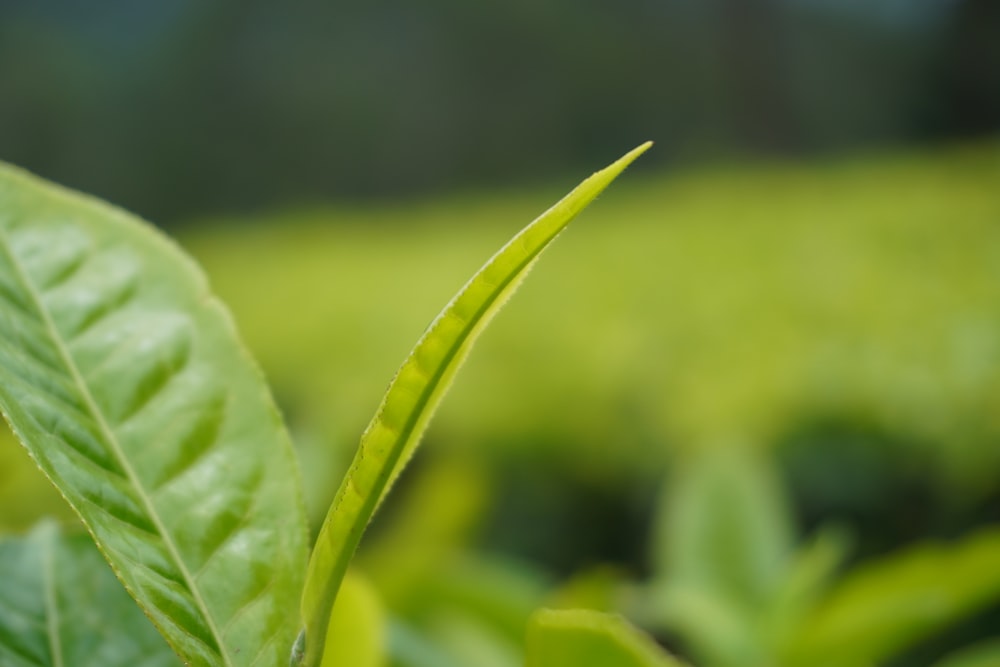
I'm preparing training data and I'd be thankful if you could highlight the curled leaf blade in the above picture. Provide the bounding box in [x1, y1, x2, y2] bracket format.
[299, 142, 652, 666]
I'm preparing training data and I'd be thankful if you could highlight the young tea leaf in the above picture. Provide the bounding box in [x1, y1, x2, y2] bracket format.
[0, 521, 180, 667]
[298, 142, 652, 666]
[0, 164, 309, 666]
[525, 608, 684, 667]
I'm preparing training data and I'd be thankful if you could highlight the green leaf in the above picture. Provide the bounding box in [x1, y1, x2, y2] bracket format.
[0, 164, 309, 666]
[429, 610, 521, 667]
[320, 572, 385, 667]
[411, 556, 552, 646]
[647, 444, 793, 666]
[644, 582, 759, 667]
[652, 444, 794, 609]
[359, 457, 490, 611]
[387, 621, 465, 667]
[525, 609, 684, 667]
[785, 528, 1000, 667]
[298, 142, 652, 666]
[0, 521, 180, 667]
[770, 525, 851, 650]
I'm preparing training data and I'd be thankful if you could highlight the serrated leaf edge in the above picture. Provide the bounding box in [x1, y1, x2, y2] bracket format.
[0, 230, 236, 667]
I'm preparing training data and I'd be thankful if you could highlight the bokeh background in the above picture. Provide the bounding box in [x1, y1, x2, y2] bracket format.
[2, 0, 998, 223]
[2, 2, 1000, 666]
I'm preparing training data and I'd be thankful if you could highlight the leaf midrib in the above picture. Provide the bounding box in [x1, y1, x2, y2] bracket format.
[0, 230, 233, 667]
[376, 245, 540, 487]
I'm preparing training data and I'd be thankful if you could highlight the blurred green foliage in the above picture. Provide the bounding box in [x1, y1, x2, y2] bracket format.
[0, 522, 178, 667]
[644, 443, 1000, 667]
[323, 572, 387, 667]
[179, 141, 1000, 495]
[526, 609, 683, 667]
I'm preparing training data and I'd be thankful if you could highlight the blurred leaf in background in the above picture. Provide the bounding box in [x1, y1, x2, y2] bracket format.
[642, 442, 1000, 667]
[0, 522, 179, 667]
[526, 609, 684, 667]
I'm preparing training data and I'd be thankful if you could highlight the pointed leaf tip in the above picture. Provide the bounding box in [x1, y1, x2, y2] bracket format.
[605, 141, 653, 176]
[298, 144, 650, 666]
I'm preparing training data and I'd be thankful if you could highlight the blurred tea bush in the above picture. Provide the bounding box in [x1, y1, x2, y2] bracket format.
[179, 141, 1000, 495]
[2, 140, 999, 666]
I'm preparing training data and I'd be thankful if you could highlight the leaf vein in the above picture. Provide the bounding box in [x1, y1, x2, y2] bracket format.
[37, 249, 88, 293]
[246, 625, 282, 667]
[191, 465, 265, 579]
[0, 230, 233, 666]
[63, 279, 138, 343]
[219, 573, 277, 639]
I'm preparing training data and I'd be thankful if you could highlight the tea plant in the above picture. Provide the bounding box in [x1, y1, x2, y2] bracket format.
[637, 444, 1000, 667]
[0, 143, 682, 666]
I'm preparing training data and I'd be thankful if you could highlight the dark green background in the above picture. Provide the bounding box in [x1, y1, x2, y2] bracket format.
[1, 0, 997, 224]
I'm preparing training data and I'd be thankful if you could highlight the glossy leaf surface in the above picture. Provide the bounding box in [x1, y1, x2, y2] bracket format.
[0, 163, 308, 666]
[525, 609, 683, 667]
[0, 521, 180, 667]
[298, 143, 652, 666]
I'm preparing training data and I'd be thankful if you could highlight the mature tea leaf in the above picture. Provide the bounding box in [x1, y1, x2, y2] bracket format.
[297, 143, 652, 666]
[0, 521, 181, 667]
[0, 164, 309, 666]
[525, 609, 683, 667]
